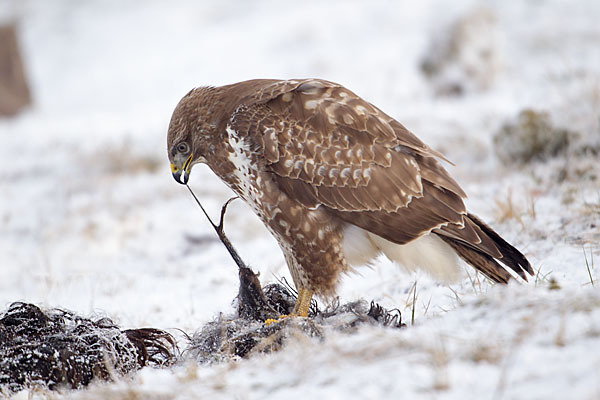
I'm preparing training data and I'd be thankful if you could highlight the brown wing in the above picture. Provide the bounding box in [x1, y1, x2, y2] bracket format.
[230, 79, 532, 280]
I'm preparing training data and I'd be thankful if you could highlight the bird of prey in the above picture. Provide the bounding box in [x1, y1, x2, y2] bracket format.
[167, 78, 533, 317]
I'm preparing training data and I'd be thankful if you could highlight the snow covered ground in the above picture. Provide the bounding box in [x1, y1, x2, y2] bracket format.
[1, 0, 599, 398]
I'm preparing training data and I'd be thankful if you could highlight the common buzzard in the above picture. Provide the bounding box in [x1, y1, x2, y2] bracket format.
[167, 79, 532, 317]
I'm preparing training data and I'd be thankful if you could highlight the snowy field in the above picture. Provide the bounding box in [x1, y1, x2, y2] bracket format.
[1, 0, 599, 398]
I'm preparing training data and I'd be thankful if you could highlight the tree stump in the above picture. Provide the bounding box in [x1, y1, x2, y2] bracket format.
[0, 23, 31, 117]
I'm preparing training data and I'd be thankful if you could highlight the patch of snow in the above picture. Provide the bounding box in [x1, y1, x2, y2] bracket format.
[1, 0, 599, 398]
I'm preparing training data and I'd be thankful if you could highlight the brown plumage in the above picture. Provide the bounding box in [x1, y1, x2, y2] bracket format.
[167, 78, 533, 317]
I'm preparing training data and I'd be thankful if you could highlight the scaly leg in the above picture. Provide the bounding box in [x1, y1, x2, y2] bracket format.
[292, 288, 314, 318]
[265, 287, 314, 325]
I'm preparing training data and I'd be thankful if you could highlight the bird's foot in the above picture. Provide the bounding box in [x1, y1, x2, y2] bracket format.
[264, 288, 314, 326]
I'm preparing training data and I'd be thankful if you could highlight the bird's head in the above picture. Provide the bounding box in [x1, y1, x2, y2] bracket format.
[167, 88, 219, 185]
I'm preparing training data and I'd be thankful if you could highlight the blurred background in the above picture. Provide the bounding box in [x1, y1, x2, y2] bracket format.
[0, 0, 598, 330]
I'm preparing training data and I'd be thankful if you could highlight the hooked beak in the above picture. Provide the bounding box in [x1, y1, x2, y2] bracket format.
[171, 153, 193, 185]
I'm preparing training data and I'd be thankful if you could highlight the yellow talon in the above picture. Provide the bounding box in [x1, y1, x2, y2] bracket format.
[264, 288, 314, 325]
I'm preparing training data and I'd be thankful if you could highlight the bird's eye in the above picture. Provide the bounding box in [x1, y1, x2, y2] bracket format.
[177, 142, 190, 154]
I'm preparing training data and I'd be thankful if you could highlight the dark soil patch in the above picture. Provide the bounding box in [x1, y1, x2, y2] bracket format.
[0, 302, 176, 395]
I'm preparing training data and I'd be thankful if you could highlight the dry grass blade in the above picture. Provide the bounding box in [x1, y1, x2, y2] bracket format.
[404, 280, 418, 325]
[583, 246, 595, 286]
